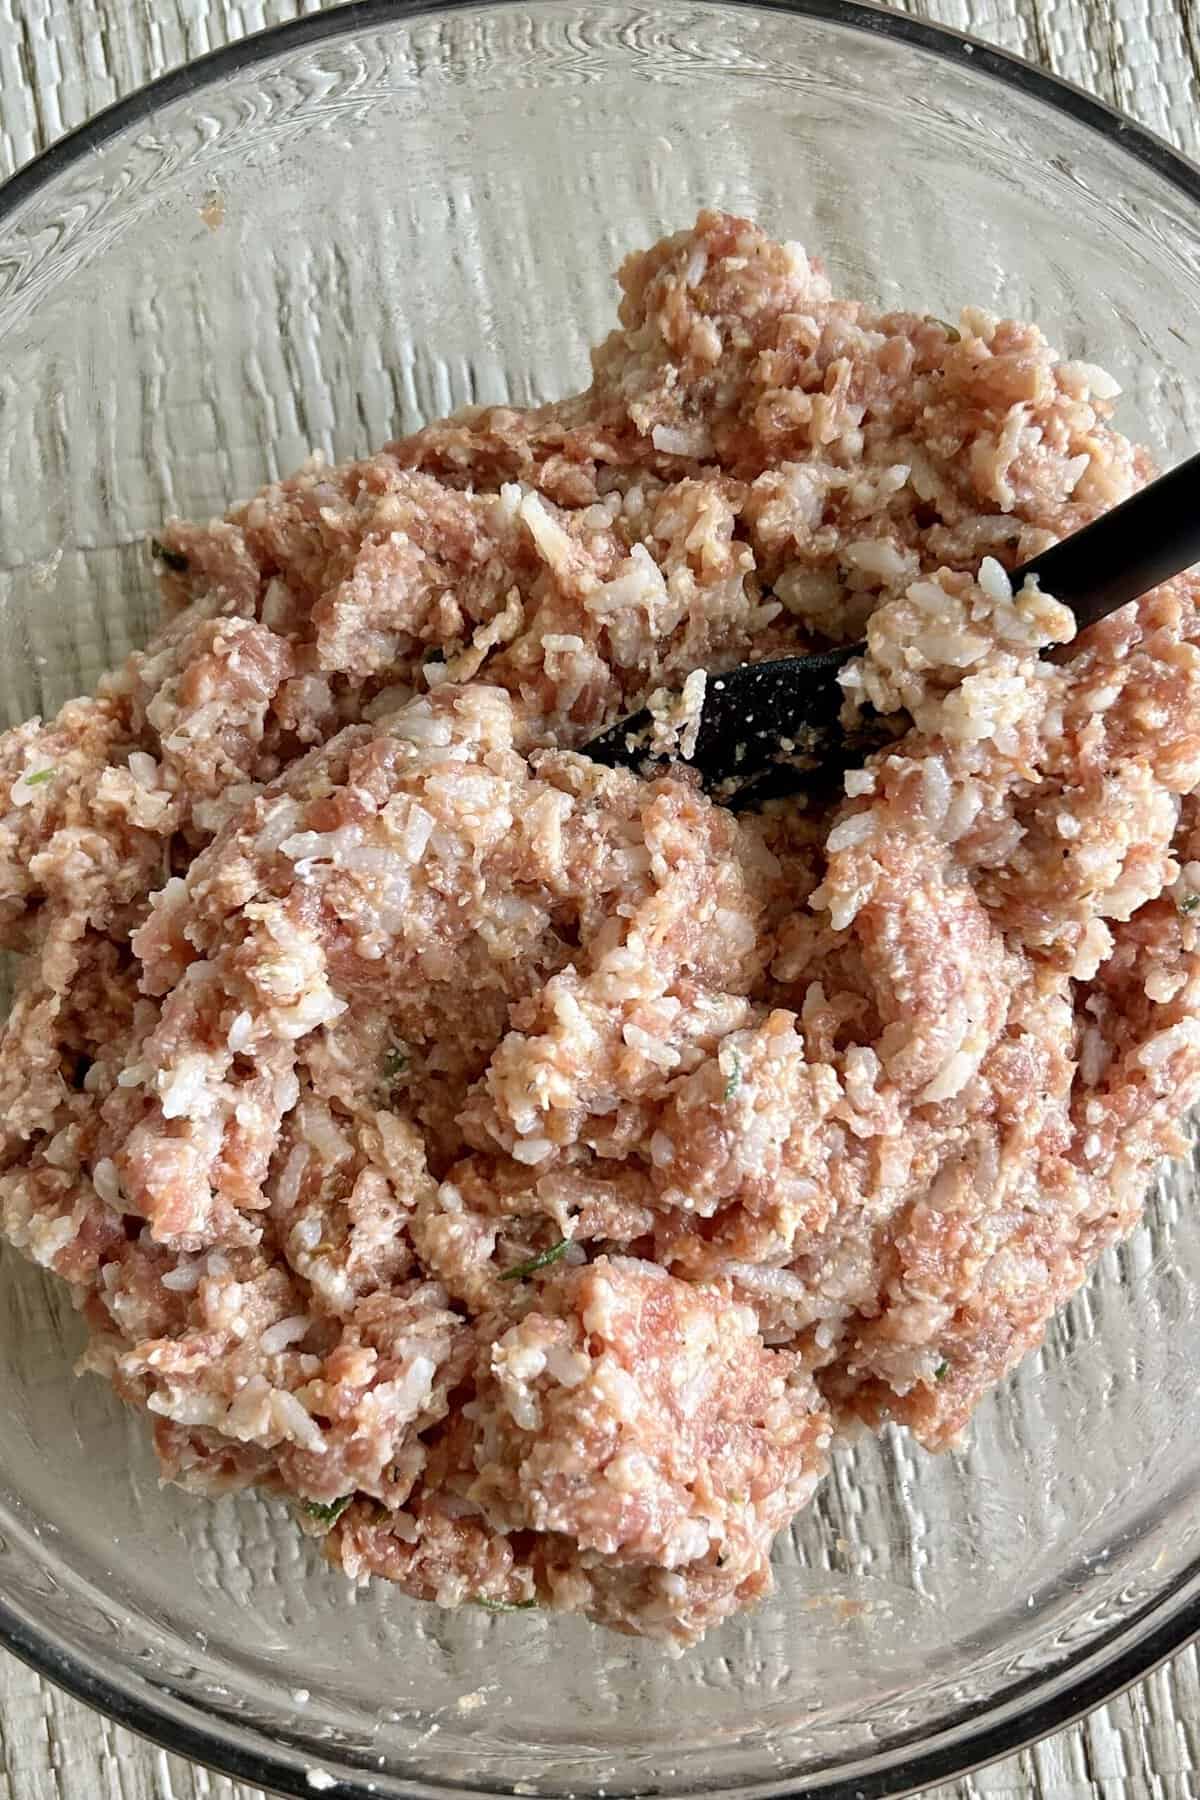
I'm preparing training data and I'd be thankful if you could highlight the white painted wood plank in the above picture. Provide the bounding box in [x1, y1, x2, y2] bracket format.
[0, 1, 1196, 1796]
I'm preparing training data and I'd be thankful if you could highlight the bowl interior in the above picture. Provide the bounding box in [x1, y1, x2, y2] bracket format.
[2, 5, 1200, 1796]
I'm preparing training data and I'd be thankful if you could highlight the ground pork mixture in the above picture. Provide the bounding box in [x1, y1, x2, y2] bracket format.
[4, 209, 1200, 1647]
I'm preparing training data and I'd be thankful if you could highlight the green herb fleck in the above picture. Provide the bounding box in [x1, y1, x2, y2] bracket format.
[934, 1360, 950, 1382]
[500, 1238, 570, 1282]
[723, 1049, 743, 1104]
[382, 1046, 409, 1080]
[302, 1494, 354, 1526]
[151, 537, 190, 574]
[24, 767, 56, 787]
[472, 1597, 537, 1613]
[1180, 894, 1200, 916]
[925, 315, 961, 344]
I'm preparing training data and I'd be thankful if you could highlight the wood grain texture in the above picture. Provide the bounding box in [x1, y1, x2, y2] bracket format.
[0, 1, 1198, 1796]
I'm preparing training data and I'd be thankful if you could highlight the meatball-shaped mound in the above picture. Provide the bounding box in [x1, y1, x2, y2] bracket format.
[476, 1257, 831, 1639]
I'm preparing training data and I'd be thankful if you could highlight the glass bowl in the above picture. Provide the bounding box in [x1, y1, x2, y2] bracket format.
[2, 3, 1200, 1796]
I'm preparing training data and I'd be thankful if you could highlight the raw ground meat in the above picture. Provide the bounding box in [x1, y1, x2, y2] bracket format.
[3, 208, 1200, 1646]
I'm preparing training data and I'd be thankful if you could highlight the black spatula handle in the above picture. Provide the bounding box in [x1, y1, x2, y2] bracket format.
[1014, 448, 1200, 628]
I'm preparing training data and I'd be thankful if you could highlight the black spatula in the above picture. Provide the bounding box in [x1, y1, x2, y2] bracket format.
[583, 450, 1200, 802]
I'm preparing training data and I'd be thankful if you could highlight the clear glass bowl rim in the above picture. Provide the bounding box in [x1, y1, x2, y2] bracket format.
[2, 1, 1200, 1795]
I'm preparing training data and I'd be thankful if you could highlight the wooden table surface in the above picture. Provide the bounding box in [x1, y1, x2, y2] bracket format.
[2, 0, 1199, 1795]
